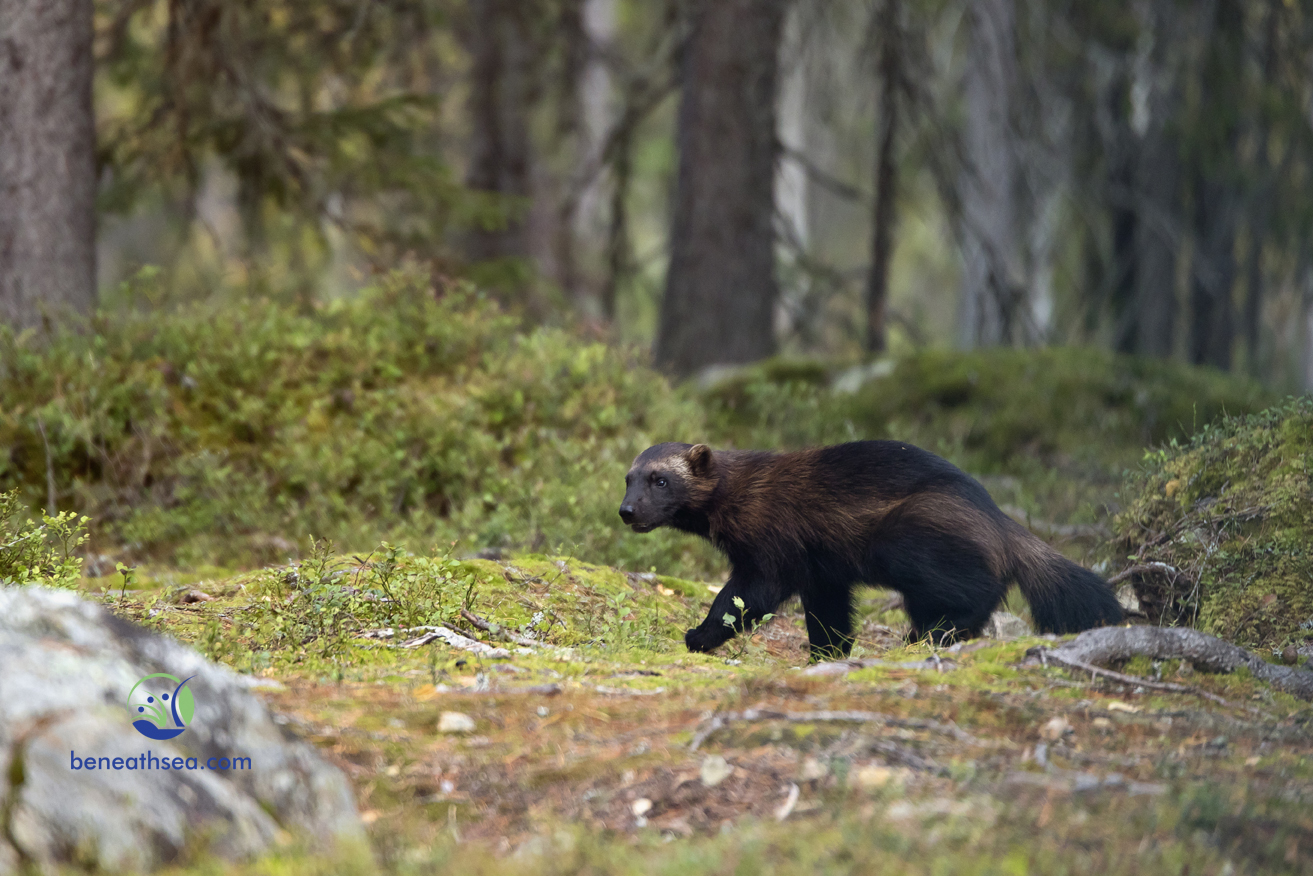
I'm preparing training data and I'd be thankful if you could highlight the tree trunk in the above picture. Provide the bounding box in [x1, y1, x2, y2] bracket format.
[1242, 0, 1280, 375]
[1187, 0, 1243, 370]
[568, 0, 617, 317]
[463, 0, 533, 264]
[956, 0, 1023, 349]
[601, 111, 632, 324]
[1113, 0, 1179, 360]
[1132, 129, 1179, 359]
[1107, 72, 1139, 354]
[0, 0, 97, 331]
[655, 0, 789, 377]
[552, 0, 587, 304]
[864, 0, 900, 355]
[1302, 272, 1313, 393]
[1131, 36, 1182, 363]
[1188, 175, 1237, 370]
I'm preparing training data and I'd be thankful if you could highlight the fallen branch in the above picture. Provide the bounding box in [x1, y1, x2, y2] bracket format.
[358, 625, 522, 657]
[863, 739, 944, 774]
[688, 707, 979, 751]
[460, 609, 542, 649]
[593, 685, 667, 696]
[688, 715, 725, 752]
[802, 655, 956, 676]
[1005, 770, 1166, 797]
[1030, 626, 1313, 702]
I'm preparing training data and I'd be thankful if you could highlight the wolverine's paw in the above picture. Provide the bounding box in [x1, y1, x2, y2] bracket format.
[806, 641, 854, 663]
[684, 626, 726, 653]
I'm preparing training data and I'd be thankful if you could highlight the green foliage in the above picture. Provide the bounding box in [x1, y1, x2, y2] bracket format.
[0, 490, 87, 588]
[720, 594, 775, 662]
[1112, 396, 1313, 649]
[94, 0, 490, 284]
[180, 546, 705, 675]
[239, 539, 489, 667]
[0, 269, 1275, 582]
[0, 269, 713, 574]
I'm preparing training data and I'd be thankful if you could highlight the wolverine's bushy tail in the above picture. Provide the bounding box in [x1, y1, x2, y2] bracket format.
[1004, 524, 1123, 634]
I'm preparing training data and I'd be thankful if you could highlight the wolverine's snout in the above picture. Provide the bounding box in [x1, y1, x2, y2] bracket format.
[618, 504, 636, 524]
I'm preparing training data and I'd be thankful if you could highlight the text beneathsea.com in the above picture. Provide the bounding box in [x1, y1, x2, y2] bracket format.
[70, 751, 252, 771]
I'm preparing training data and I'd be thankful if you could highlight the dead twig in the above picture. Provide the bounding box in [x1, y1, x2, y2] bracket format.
[460, 608, 542, 649]
[1039, 649, 1236, 708]
[688, 707, 980, 751]
[1106, 562, 1189, 587]
[358, 625, 523, 657]
[774, 783, 800, 821]
[802, 656, 957, 676]
[688, 715, 725, 752]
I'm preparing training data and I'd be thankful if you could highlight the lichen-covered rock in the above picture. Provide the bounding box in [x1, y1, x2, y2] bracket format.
[1111, 397, 1313, 650]
[0, 586, 363, 872]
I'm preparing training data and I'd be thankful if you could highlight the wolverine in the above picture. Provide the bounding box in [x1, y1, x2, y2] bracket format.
[619, 440, 1122, 659]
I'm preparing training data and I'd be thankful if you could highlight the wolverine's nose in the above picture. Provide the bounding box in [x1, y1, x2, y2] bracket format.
[618, 505, 635, 524]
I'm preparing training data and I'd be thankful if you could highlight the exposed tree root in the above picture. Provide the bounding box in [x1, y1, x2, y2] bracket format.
[1030, 626, 1313, 702]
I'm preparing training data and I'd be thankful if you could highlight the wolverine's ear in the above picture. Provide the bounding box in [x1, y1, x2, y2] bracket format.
[686, 443, 713, 477]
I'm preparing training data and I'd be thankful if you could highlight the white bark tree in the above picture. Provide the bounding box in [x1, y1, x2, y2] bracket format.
[956, 0, 1025, 348]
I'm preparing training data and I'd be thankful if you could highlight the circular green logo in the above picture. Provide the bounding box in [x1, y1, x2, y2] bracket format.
[127, 673, 196, 740]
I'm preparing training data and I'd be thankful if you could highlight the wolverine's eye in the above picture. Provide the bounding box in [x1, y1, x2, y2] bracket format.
[655, 477, 667, 488]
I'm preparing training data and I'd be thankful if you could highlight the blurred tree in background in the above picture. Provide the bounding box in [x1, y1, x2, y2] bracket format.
[0, 0, 98, 330]
[3, 0, 1313, 388]
[656, 0, 790, 376]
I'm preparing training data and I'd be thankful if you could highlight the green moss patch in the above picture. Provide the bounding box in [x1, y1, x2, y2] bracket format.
[1112, 396, 1313, 650]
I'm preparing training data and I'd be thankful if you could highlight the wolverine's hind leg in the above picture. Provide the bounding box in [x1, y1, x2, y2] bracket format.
[800, 584, 855, 661]
[869, 530, 1007, 646]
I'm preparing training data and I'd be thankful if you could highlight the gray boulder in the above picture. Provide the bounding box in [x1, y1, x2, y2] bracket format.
[0, 587, 363, 873]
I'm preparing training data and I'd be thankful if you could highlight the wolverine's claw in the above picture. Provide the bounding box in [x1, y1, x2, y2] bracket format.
[684, 627, 720, 653]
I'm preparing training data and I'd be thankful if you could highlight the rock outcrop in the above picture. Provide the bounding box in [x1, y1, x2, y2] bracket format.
[0, 586, 363, 872]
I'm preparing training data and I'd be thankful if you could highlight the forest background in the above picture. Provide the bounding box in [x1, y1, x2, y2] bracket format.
[6, 0, 1313, 387]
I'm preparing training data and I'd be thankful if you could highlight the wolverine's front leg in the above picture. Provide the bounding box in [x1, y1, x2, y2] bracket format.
[685, 569, 783, 654]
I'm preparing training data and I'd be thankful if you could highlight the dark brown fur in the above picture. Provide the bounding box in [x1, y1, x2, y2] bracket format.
[619, 440, 1122, 658]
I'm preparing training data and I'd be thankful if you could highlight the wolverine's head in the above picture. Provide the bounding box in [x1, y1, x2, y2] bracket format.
[618, 442, 714, 533]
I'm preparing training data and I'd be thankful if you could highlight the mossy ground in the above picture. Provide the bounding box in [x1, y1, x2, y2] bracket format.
[89, 547, 1313, 876]
[1112, 397, 1313, 652]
